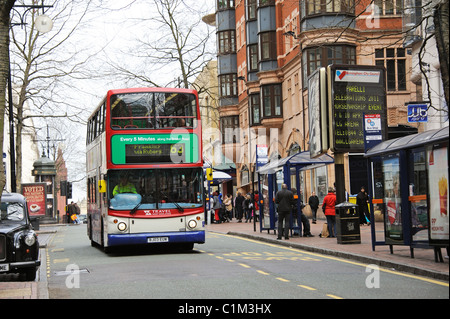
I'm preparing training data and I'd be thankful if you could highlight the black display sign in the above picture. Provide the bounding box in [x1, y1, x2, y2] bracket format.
[328, 65, 387, 153]
[125, 143, 185, 163]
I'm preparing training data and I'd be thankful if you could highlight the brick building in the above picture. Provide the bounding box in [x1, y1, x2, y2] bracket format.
[213, 0, 428, 207]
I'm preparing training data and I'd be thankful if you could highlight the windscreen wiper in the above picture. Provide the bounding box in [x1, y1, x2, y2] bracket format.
[160, 191, 184, 212]
[129, 201, 142, 215]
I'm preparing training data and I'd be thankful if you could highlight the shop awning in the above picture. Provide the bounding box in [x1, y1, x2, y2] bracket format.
[203, 155, 236, 171]
[365, 126, 449, 157]
[212, 171, 233, 183]
[257, 151, 334, 174]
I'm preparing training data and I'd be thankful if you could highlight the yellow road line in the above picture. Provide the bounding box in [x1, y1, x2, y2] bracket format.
[298, 284, 317, 291]
[212, 232, 449, 287]
[327, 294, 344, 299]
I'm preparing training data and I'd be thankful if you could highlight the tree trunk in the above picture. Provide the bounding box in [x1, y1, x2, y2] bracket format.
[0, 0, 17, 196]
[434, 1, 449, 111]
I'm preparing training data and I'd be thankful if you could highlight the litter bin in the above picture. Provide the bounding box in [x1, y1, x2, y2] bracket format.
[335, 201, 360, 244]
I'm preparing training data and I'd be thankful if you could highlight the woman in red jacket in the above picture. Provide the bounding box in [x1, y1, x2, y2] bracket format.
[322, 187, 337, 237]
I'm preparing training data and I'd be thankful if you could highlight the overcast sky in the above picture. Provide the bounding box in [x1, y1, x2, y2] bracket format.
[55, 0, 216, 201]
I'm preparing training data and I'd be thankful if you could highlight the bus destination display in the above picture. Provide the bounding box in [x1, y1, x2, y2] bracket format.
[125, 143, 185, 163]
[328, 65, 387, 153]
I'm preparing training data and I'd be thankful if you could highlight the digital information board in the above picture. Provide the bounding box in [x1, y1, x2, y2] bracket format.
[125, 143, 185, 163]
[328, 65, 387, 153]
[111, 133, 198, 164]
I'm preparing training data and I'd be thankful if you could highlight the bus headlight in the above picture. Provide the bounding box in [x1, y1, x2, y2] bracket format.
[187, 219, 197, 229]
[117, 222, 127, 231]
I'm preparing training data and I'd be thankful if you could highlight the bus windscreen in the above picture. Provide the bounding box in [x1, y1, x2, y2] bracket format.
[108, 168, 203, 210]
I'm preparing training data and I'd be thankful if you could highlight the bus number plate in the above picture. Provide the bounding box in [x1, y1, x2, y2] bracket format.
[147, 237, 169, 243]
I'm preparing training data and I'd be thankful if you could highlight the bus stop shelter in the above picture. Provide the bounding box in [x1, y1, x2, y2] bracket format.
[257, 151, 334, 235]
[364, 126, 448, 261]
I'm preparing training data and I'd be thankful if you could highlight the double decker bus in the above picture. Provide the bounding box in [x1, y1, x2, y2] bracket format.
[86, 88, 205, 252]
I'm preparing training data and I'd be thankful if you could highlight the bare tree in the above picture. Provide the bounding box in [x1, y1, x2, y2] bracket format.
[7, 0, 100, 190]
[107, 0, 215, 91]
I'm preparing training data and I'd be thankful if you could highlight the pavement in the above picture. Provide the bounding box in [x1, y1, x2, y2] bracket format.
[1, 219, 448, 299]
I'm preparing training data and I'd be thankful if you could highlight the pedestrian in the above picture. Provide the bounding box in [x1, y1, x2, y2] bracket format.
[292, 188, 314, 237]
[223, 194, 232, 222]
[308, 191, 319, 224]
[244, 194, 253, 222]
[356, 186, 370, 225]
[275, 184, 294, 240]
[67, 201, 77, 224]
[253, 190, 259, 222]
[212, 191, 221, 223]
[322, 187, 337, 237]
[235, 192, 245, 222]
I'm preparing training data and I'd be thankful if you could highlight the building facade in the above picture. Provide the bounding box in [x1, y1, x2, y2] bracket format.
[212, 0, 447, 212]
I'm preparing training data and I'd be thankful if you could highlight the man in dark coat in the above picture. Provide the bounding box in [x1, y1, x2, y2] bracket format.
[308, 191, 319, 224]
[275, 184, 294, 240]
[357, 186, 370, 225]
[234, 192, 245, 222]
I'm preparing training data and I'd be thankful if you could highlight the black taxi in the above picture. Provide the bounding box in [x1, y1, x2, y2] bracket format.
[0, 192, 40, 281]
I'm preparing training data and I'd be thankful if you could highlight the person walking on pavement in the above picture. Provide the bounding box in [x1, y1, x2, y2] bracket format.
[223, 194, 232, 222]
[357, 186, 370, 225]
[235, 192, 245, 222]
[244, 194, 253, 223]
[322, 187, 337, 237]
[253, 191, 259, 222]
[308, 191, 319, 224]
[292, 188, 314, 237]
[275, 184, 294, 240]
[67, 201, 77, 224]
[212, 191, 222, 223]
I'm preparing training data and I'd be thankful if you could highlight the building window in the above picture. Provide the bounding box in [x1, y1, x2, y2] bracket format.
[301, 0, 355, 18]
[221, 116, 240, 143]
[374, 0, 402, 15]
[258, 0, 275, 6]
[218, 30, 236, 55]
[246, 0, 257, 20]
[248, 44, 258, 72]
[261, 84, 282, 117]
[219, 74, 238, 98]
[260, 31, 277, 61]
[375, 48, 407, 91]
[302, 45, 356, 87]
[217, 0, 235, 11]
[249, 93, 261, 125]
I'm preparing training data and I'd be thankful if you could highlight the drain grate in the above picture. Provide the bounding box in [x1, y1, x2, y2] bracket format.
[54, 268, 90, 276]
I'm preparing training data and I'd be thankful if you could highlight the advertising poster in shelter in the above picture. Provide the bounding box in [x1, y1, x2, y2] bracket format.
[21, 183, 47, 217]
[382, 155, 403, 243]
[428, 146, 449, 243]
